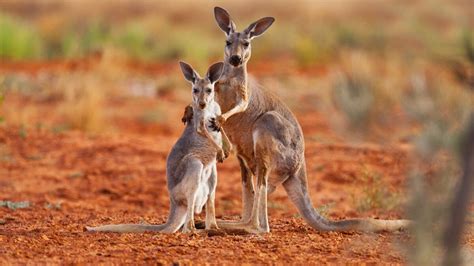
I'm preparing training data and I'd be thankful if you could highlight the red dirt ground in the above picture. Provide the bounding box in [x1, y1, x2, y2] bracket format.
[0, 60, 472, 264]
[0, 123, 412, 264]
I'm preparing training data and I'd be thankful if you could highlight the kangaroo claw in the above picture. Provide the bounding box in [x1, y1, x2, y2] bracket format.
[209, 117, 223, 132]
[217, 149, 226, 163]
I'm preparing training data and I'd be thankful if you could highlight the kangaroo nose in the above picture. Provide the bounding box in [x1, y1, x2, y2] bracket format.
[229, 55, 242, 66]
[199, 102, 206, 109]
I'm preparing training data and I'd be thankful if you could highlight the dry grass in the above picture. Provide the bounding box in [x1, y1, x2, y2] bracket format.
[59, 73, 105, 133]
[354, 168, 402, 212]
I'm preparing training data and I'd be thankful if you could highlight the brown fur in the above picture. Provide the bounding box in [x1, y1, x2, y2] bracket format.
[182, 7, 410, 233]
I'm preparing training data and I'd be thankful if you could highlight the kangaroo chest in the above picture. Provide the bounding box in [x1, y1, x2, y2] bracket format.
[215, 81, 240, 113]
[215, 80, 258, 159]
[193, 104, 223, 145]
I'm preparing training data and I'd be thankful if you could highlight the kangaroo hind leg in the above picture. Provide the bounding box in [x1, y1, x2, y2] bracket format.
[180, 158, 204, 233]
[205, 164, 219, 230]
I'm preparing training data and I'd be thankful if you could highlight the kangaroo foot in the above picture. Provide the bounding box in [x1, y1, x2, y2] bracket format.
[182, 221, 197, 234]
[205, 222, 219, 230]
[195, 220, 218, 230]
[216, 220, 268, 234]
[196, 218, 242, 229]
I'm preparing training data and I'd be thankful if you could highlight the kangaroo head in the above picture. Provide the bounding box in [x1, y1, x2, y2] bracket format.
[179, 61, 224, 110]
[214, 6, 275, 68]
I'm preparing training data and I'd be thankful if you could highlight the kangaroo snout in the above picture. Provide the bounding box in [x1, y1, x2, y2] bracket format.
[229, 55, 242, 67]
[199, 102, 206, 109]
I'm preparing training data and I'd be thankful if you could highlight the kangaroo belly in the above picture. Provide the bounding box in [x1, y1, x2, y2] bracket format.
[221, 86, 305, 177]
[194, 163, 214, 213]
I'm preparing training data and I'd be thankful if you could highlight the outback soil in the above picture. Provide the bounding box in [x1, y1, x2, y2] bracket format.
[1, 60, 473, 264]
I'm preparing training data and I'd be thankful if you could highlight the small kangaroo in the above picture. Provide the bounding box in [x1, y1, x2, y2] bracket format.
[86, 61, 232, 233]
[184, 7, 410, 233]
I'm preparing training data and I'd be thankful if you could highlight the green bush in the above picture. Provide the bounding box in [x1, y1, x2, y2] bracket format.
[0, 14, 43, 60]
[60, 22, 109, 58]
[332, 71, 374, 128]
[113, 23, 152, 60]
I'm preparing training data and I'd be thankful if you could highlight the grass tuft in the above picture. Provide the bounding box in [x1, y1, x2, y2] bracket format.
[0, 200, 31, 210]
[355, 168, 401, 212]
[60, 74, 106, 133]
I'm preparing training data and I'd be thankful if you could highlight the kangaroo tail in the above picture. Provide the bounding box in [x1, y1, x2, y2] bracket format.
[85, 223, 168, 233]
[283, 165, 411, 232]
[86, 202, 187, 233]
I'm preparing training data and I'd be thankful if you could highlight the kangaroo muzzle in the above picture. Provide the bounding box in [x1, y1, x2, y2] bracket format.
[199, 102, 206, 109]
[229, 55, 242, 67]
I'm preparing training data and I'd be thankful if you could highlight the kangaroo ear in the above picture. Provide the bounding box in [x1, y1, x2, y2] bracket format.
[179, 61, 199, 84]
[214, 6, 236, 36]
[244, 17, 275, 39]
[206, 62, 224, 84]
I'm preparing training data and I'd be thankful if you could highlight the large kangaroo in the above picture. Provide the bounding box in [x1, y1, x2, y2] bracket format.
[186, 7, 410, 233]
[86, 62, 232, 233]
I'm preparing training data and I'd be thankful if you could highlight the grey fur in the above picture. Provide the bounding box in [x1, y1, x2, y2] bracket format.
[86, 62, 231, 233]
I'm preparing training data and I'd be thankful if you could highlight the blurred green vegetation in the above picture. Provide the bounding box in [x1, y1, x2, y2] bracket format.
[0, 14, 43, 59]
[0, 0, 472, 68]
[0, 13, 220, 64]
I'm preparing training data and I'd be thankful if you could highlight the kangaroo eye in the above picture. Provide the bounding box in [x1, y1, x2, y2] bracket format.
[206, 88, 212, 93]
[226, 41, 232, 46]
[243, 42, 250, 47]
[193, 88, 199, 93]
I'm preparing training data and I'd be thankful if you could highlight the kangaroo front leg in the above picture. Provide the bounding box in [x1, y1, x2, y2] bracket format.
[212, 85, 248, 129]
[220, 128, 233, 159]
[220, 85, 248, 121]
[181, 104, 193, 125]
[199, 119, 225, 161]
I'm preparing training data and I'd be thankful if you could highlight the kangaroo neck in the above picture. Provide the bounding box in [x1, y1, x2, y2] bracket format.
[215, 62, 250, 115]
[191, 102, 217, 128]
[191, 105, 203, 126]
[222, 62, 247, 85]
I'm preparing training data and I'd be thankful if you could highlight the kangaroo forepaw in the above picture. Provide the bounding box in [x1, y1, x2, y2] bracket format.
[181, 105, 194, 125]
[223, 146, 232, 159]
[209, 116, 224, 132]
[217, 149, 226, 163]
